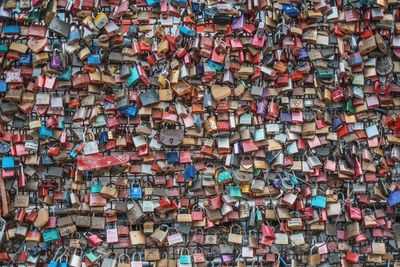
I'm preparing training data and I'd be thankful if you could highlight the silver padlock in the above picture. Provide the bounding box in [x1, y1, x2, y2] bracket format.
[101, 253, 117, 267]
[70, 192, 80, 208]
[70, 249, 83, 267]
[83, 131, 99, 155]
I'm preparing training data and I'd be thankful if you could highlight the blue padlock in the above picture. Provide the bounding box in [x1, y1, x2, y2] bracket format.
[193, 114, 202, 130]
[120, 105, 138, 117]
[18, 54, 32, 65]
[184, 165, 196, 181]
[2, 156, 14, 169]
[87, 54, 101, 65]
[179, 26, 196, 37]
[68, 27, 81, 44]
[0, 142, 11, 154]
[130, 179, 142, 199]
[3, 25, 20, 35]
[0, 81, 7, 93]
[282, 5, 300, 17]
[311, 195, 327, 209]
[84, 171, 93, 181]
[332, 117, 343, 131]
[191, 2, 202, 15]
[99, 131, 109, 144]
[167, 151, 179, 164]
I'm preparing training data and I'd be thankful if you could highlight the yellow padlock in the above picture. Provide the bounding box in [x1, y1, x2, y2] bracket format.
[94, 12, 108, 30]
[241, 184, 251, 194]
[158, 75, 168, 88]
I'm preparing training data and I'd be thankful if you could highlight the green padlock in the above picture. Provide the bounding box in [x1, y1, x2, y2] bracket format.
[0, 44, 8, 54]
[344, 99, 355, 113]
[255, 207, 263, 228]
[58, 67, 73, 81]
[85, 250, 100, 263]
[253, 169, 261, 176]
[27, 10, 41, 23]
[316, 68, 334, 79]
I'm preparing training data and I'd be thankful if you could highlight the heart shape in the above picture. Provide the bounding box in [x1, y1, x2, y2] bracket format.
[27, 38, 48, 53]
[211, 85, 231, 100]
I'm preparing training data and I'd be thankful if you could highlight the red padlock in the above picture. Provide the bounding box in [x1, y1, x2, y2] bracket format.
[346, 251, 359, 264]
[319, 209, 327, 222]
[15, 208, 26, 222]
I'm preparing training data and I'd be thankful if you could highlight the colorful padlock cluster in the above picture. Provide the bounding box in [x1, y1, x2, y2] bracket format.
[0, 0, 400, 266]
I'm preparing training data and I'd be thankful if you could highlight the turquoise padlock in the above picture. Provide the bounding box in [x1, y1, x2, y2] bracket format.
[217, 170, 232, 184]
[146, 0, 159, 5]
[42, 229, 60, 243]
[290, 175, 299, 186]
[179, 248, 191, 265]
[253, 128, 266, 141]
[94, 115, 107, 127]
[2, 156, 14, 169]
[311, 195, 326, 209]
[69, 144, 80, 159]
[58, 67, 73, 81]
[255, 207, 263, 227]
[229, 186, 241, 198]
[91, 183, 103, 193]
[58, 255, 69, 267]
[48, 246, 66, 267]
[39, 124, 53, 139]
[48, 259, 58, 267]
[126, 67, 140, 87]
[239, 113, 252, 125]
[57, 117, 65, 130]
[207, 60, 223, 72]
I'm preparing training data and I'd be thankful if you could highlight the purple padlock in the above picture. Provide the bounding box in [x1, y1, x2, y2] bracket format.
[50, 49, 63, 71]
[256, 102, 267, 117]
[232, 15, 244, 30]
[280, 111, 292, 122]
[297, 48, 309, 60]
[388, 191, 400, 207]
[221, 254, 233, 263]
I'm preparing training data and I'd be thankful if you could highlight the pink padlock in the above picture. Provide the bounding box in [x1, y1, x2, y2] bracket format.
[85, 232, 104, 247]
[106, 225, 119, 244]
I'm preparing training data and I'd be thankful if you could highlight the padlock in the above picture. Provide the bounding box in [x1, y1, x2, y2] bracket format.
[70, 249, 83, 267]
